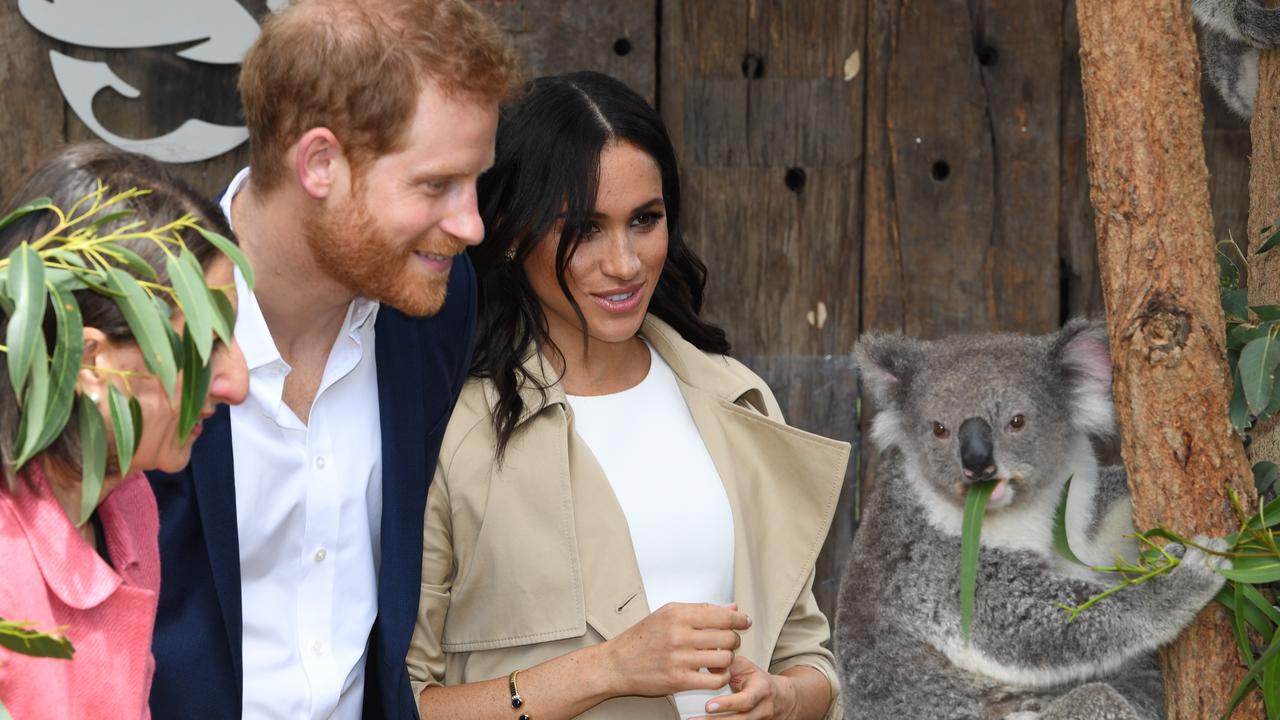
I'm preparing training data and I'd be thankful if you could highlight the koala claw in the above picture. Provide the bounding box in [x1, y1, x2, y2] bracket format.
[1003, 713, 1042, 720]
[1190, 536, 1232, 573]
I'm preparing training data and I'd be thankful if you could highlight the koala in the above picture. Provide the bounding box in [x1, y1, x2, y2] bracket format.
[835, 320, 1227, 720]
[1193, 0, 1280, 118]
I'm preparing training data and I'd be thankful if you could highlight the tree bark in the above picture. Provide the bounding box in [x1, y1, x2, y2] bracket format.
[1248, 4, 1280, 468]
[1075, 1, 1259, 718]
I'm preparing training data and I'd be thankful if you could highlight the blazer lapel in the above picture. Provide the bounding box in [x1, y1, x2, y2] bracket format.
[189, 402, 243, 687]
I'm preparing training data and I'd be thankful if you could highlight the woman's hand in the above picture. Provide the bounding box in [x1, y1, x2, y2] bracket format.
[695, 656, 799, 720]
[597, 602, 750, 698]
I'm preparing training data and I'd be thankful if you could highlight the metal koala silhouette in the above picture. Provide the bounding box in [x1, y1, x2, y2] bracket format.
[19, 0, 287, 163]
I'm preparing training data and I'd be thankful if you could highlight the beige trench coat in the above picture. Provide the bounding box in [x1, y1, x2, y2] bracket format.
[406, 316, 851, 719]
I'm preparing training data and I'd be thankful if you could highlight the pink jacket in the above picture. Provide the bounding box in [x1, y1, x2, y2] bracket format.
[0, 463, 160, 719]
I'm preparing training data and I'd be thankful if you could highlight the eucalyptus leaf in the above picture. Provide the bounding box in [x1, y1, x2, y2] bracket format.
[26, 283, 83, 459]
[1232, 366, 1251, 434]
[1260, 227, 1280, 255]
[129, 395, 143, 454]
[1221, 250, 1243, 291]
[0, 618, 74, 659]
[1052, 476, 1086, 565]
[11, 332, 50, 469]
[1267, 653, 1280, 720]
[0, 197, 52, 233]
[195, 226, 254, 289]
[1231, 322, 1276, 351]
[178, 326, 212, 441]
[960, 480, 996, 642]
[1257, 306, 1280, 322]
[1218, 586, 1276, 646]
[101, 243, 158, 281]
[1241, 334, 1280, 415]
[209, 288, 235, 345]
[1258, 462, 1280, 497]
[1218, 557, 1280, 584]
[6, 242, 46, 398]
[1231, 582, 1254, 668]
[106, 384, 136, 476]
[166, 248, 214, 362]
[1224, 288, 1250, 322]
[78, 391, 107, 526]
[102, 266, 177, 395]
[1225, 623, 1280, 719]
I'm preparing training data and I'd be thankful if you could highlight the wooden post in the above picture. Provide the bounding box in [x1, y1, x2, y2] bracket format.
[1247, 5, 1280, 467]
[1074, 1, 1259, 717]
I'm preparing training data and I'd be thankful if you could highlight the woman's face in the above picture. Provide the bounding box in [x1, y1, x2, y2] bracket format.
[524, 140, 669, 353]
[87, 256, 249, 476]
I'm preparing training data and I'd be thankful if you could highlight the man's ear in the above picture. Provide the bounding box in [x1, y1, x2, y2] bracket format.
[1050, 318, 1116, 436]
[77, 327, 109, 403]
[294, 128, 348, 200]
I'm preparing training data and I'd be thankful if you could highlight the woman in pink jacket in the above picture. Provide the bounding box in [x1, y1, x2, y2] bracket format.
[0, 145, 249, 719]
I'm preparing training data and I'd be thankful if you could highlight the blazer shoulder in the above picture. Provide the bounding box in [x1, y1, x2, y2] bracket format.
[437, 377, 496, 474]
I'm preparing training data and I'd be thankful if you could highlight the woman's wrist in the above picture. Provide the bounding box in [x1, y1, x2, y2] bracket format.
[577, 641, 626, 702]
[770, 673, 800, 720]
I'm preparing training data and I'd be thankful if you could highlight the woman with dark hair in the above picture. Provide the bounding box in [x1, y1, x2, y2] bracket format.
[0, 144, 249, 718]
[407, 72, 848, 719]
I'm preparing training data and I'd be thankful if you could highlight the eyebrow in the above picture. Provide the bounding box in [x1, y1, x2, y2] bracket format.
[590, 197, 665, 219]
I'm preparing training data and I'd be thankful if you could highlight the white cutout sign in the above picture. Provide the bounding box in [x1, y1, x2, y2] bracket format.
[19, 0, 282, 163]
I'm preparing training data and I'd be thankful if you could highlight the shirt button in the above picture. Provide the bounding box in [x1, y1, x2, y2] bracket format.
[314, 548, 327, 562]
[314, 456, 326, 470]
[311, 640, 324, 656]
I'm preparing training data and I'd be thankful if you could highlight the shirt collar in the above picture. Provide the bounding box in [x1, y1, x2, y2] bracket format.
[2, 463, 144, 610]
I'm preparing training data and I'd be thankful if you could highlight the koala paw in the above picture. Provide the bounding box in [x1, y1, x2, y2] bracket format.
[1164, 536, 1228, 603]
[1003, 713, 1042, 720]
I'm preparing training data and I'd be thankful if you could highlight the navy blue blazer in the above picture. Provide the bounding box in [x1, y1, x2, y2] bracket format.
[147, 256, 477, 719]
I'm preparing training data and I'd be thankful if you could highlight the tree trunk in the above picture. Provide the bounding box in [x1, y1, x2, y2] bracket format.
[1074, 1, 1259, 718]
[1248, 5, 1280, 467]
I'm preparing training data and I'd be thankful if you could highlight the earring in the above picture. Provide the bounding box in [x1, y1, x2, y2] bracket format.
[87, 391, 100, 403]
[505, 246, 517, 262]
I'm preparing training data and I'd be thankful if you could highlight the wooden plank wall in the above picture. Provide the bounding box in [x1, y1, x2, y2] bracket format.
[0, 0, 1252, 626]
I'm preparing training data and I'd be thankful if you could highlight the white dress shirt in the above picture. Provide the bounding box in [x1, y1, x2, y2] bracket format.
[566, 343, 735, 719]
[222, 168, 382, 720]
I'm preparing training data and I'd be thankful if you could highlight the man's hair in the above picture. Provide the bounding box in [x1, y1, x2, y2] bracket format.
[240, 0, 521, 193]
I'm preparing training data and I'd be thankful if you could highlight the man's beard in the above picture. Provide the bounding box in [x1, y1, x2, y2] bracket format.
[303, 192, 460, 317]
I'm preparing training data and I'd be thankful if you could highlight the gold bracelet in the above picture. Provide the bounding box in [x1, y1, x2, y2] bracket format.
[508, 669, 530, 719]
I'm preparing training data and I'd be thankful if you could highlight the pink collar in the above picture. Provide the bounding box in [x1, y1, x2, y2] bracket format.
[4, 463, 146, 610]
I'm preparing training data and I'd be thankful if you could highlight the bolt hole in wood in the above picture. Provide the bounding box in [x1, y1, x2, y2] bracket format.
[931, 161, 951, 181]
[613, 38, 631, 57]
[741, 54, 765, 79]
[785, 167, 807, 193]
[976, 44, 999, 67]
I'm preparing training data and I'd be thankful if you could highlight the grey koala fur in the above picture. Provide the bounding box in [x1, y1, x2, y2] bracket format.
[835, 320, 1228, 720]
[1194, 0, 1280, 118]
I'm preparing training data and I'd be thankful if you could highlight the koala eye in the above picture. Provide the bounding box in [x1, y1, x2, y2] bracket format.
[1009, 414, 1027, 431]
[932, 421, 950, 439]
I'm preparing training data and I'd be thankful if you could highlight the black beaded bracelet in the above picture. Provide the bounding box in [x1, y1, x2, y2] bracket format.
[508, 669, 529, 720]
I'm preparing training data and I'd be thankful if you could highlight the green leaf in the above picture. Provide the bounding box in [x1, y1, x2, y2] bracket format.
[1218, 585, 1276, 645]
[1263, 626, 1280, 720]
[1233, 366, 1252, 433]
[960, 480, 996, 642]
[106, 384, 136, 476]
[101, 242, 158, 281]
[1052, 476, 1086, 565]
[178, 325, 212, 441]
[209, 288, 235, 346]
[102, 266, 177, 395]
[129, 395, 143, 455]
[0, 618, 74, 659]
[1241, 333, 1280, 415]
[0, 197, 52, 233]
[1261, 226, 1280, 255]
[1225, 626, 1280, 720]
[1231, 582, 1255, 668]
[1225, 288, 1251, 322]
[1257, 306, 1280, 322]
[1219, 556, 1280, 584]
[195, 226, 254, 289]
[1259, 462, 1280, 497]
[78, 391, 107, 526]
[165, 248, 215, 362]
[1221, 249, 1243, 291]
[1, 697, 10, 720]
[1231, 322, 1277, 351]
[24, 283, 83, 461]
[11, 332, 50, 469]
[6, 242, 47, 398]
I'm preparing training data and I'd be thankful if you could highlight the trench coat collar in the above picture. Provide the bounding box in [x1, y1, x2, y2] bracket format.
[490, 316, 849, 662]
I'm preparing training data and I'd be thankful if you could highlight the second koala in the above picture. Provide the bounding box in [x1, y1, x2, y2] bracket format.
[836, 321, 1226, 720]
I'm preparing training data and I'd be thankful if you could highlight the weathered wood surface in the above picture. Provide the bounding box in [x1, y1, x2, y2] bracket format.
[0, 2, 65, 205]
[1076, 0, 1258, 716]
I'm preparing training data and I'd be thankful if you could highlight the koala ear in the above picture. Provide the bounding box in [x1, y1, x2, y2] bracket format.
[1050, 318, 1116, 436]
[854, 333, 922, 409]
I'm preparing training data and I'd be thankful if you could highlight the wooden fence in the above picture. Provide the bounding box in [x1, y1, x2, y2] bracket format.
[0, 0, 1252, 625]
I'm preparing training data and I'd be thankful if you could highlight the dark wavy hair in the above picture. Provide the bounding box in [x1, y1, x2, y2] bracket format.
[471, 71, 729, 457]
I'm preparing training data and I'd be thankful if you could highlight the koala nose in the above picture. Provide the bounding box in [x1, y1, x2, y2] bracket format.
[958, 417, 997, 481]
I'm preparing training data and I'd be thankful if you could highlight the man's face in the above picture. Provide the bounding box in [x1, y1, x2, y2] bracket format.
[305, 82, 497, 316]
